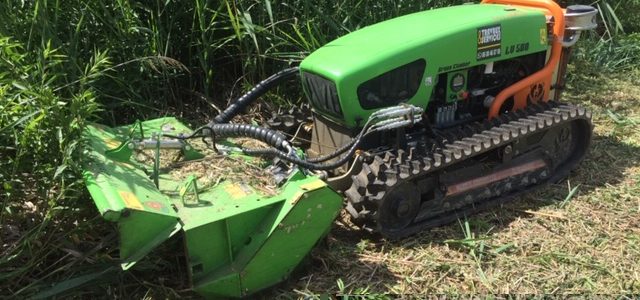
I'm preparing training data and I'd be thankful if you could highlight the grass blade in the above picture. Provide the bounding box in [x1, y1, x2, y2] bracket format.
[31, 267, 117, 299]
[560, 183, 581, 208]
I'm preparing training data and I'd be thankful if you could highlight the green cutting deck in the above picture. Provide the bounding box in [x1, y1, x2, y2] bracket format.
[82, 118, 343, 298]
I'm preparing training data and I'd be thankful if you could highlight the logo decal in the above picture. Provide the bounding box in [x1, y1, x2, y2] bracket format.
[144, 201, 167, 212]
[477, 25, 502, 60]
[450, 73, 465, 92]
[528, 82, 545, 102]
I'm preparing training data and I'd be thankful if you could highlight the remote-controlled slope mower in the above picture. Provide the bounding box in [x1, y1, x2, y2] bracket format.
[83, 0, 598, 297]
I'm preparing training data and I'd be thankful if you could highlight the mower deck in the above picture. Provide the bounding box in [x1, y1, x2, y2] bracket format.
[82, 117, 343, 298]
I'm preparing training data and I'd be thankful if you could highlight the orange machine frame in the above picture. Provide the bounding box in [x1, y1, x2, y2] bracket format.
[481, 0, 565, 119]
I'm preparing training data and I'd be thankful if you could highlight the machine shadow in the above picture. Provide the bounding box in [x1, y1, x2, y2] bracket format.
[404, 132, 640, 244]
[281, 132, 640, 295]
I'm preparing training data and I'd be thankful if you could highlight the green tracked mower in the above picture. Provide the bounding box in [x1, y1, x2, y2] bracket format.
[82, 0, 599, 297]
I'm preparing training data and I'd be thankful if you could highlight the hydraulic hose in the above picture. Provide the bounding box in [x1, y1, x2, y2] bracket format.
[210, 123, 292, 152]
[305, 138, 357, 163]
[211, 67, 300, 124]
[305, 117, 377, 163]
[241, 106, 424, 169]
[164, 123, 292, 153]
[167, 103, 422, 171]
[243, 130, 376, 170]
[243, 147, 354, 171]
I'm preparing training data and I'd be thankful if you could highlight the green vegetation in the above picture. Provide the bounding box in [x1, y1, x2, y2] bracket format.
[1, 0, 639, 297]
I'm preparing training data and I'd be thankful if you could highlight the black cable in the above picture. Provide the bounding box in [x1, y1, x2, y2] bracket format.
[304, 117, 379, 163]
[243, 130, 376, 170]
[211, 67, 300, 125]
[162, 126, 210, 140]
[305, 138, 357, 163]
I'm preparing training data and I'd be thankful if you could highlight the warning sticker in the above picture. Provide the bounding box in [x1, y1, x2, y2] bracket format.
[104, 138, 121, 150]
[540, 28, 548, 45]
[118, 190, 145, 210]
[477, 25, 502, 60]
[225, 183, 253, 199]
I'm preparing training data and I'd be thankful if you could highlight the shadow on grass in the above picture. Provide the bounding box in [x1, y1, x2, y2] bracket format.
[285, 131, 640, 296]
[427, 132, 640, 242]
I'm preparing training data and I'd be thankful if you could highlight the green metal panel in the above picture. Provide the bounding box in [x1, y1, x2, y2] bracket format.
[82, 118, 343, 297]
[241, 186, 342, 294]
[82, 120, 183, 269]
[187, 176, 342, 298]
[300, 3, 549, 127]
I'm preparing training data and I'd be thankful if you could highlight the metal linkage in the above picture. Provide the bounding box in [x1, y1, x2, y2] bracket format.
[369, 104, 424, 132]
[129, 136, 192, 151]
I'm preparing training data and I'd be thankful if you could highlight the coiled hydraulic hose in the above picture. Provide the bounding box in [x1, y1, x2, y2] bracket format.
[164, 123, 293, 153]
[211, 67, 300, 124]
[175, 64, 423, 171]
[212, 123, 291, 151]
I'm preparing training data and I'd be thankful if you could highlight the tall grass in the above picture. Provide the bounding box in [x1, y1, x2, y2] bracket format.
[1, 0, 639, 297]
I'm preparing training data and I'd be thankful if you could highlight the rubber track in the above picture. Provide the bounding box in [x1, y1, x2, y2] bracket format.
[344, 102, 592, 238]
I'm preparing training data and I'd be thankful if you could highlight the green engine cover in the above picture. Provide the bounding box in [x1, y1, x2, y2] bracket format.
[300, 3, 549, 128]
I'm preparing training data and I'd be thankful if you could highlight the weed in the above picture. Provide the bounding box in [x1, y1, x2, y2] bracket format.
[1, 0, 640, 297]
[559, 183, 581, 208]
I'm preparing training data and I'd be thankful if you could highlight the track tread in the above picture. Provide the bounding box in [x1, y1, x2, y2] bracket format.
[345, 101, 593, 238]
